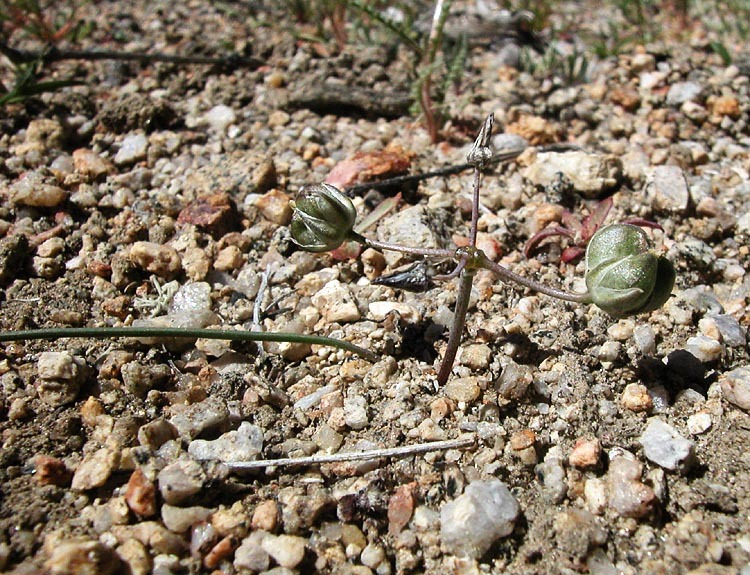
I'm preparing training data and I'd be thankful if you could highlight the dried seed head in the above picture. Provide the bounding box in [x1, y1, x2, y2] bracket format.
[289, 183, 357, 252]
[585, 224, 675, 317]
[467, 113, 494, 169]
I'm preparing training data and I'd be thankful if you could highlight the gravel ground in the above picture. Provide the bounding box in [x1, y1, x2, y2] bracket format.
[0, 1, 749, 574]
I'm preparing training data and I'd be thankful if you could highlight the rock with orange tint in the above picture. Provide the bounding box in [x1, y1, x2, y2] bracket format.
[707, 95, 741, 119]
[569, 438, 602, 469]
[34, 455, 73, 486]
[125, 468, 157, 517]
[505, 114, 561, 145]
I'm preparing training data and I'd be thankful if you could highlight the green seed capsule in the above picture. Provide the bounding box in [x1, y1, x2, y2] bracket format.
[289, 183, 357, 252]
[585, 224, 675, 317]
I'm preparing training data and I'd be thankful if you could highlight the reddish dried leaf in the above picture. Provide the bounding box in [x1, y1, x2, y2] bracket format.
[579, 197, 613, 242]
[523, 226, 575, 258]
[388, 483, 416, 536]
[325, 147, 412, 189]
[622, 217, 663, 231]
[177, 193, 240, 238]
[561, 246, 586, 263]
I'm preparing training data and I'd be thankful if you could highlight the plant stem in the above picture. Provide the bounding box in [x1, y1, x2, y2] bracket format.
[480, 255, 592, 304]
[355, 234, 452, 259]
[344, 148, 526, 197]
[0, 327, 377, 362]
[437, 267, 474, 385]
[227, 435, 476, 471]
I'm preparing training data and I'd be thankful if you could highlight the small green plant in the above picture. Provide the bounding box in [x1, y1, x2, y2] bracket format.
[0, 0, 90, 105]
[290, 115, 675, 383]
[521, 43, 589, 85]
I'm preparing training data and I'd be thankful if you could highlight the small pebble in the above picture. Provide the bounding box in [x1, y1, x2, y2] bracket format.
[607, 456, 656, 518]
[115, 133, 149, 165]
[584, 478, 608, 515]
[620, 383, 653, 413]
[261, 534, 307, 568]
[203, 104, 236, 132]
[72, 447, 121, 491]
[234, 532, 271, 572]
[598, 340, 622, 363]
[252, 500, 280, 533]
[458, 343, 492, 371]
[72, 148, 113, 180]
[440, 479, 520, 559]
[639, 418, 696, 473]
[368, 301, 421, 323]
[169, 396, 230, 439]
[255, 189, 293, 225]
[311, 280, 361, 323]
[607, 319, 635, 341]
[719, 366, 750, 412]
[444, 377, 481, 404]
[125, 468, 157, 517]
[569, 438, 602, 469]
[343, 395, 369, 430]
[128, 241, 182, 280]
[685, 335, 723, 363]
[161, 504, 212, 533]
[535, 448, 567, 503]
[213, 245, 244, 271]
[645, 165, 690, 213]
[45, 538, 120, 575]
[188, 421, 264, 463]
[115, 539, 151, 575]
[157, 458, 206, 505]
[9, 171, 68, 207]
[686, 412, 712, 435]
[36, 351, 87, 406]
[523, 151, 621, 197]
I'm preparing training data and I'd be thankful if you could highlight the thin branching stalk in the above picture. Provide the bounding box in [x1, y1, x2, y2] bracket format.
[356, 234, 452, 259]
[437, 267, 474, 385]
[480, 256, 592, 303]
[0, 327, 377, 362]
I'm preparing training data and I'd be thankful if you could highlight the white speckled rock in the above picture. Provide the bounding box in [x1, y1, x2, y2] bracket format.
[203, 104, 236, 133]
[606, 455, 655, 518]
[645, 165, 690, 214]
[685, 335, 723, 363]
[523, 151, 622, 198]
[188, 422, 263, 463]
[440, 479, 520, 558]
[719, 366, 750, 412]
[311, 279, 361, 323]
[639, 418, 696, 473]
[115, 133, 148, 165]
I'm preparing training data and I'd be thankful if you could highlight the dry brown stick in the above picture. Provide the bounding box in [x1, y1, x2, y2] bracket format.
[226, 436, 476, 471]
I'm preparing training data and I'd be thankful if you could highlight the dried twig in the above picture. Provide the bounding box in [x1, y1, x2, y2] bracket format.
[226, 436, 476, 471]
[0, 42, 264, 69]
